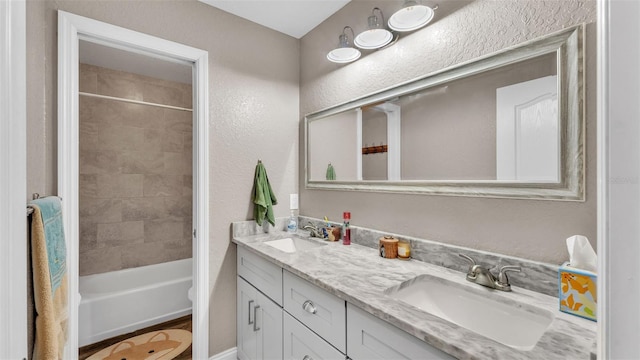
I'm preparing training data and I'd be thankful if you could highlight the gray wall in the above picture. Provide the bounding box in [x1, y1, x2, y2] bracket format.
[300, 0, 597, 264]
[27, 0, 299, 355]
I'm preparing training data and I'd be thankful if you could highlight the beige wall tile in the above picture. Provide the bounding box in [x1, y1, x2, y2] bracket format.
[79, 64, 97, 93]
[121, 151, 164, 174]
[79, 198, 122, 224]
[143, 82, 188, 108]
[164, 109, 192, 133]
[144, 217, 184, 243]
[98, 124, 146, 152]
[97, 221, 145, 247]
[122, 197, 167, 221]
[162, 130, 184, 152]
[144, 128, 162, 152]
[120, 242, 167, 268]
[79, 120, 100, 152]
[79, 221, 97, 252]
[96, 174, 144, 198]
[143, 174, 183, 197]
[79, 246, 124, 276]
[97, 72, 143, 101]
[182, 175, 192, 196]
[164, 152, 192, 175]
[79, 174, 97, 198]
[183, 133, 192, 153]
[78, 61, 194, 276]
[163, 247, 192, 261]
[162, 196, 192, 218]
[79, 151, 120, 175]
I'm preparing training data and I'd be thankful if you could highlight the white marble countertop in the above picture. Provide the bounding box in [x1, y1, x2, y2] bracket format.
[232, 230, 597, 360]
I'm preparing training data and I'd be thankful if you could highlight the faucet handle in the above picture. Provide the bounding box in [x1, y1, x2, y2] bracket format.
[458, 254, 477, 276]
[496, 265, 521, 290]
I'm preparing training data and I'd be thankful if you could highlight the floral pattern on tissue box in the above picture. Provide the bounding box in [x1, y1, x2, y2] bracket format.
[559, 262, 597, 322]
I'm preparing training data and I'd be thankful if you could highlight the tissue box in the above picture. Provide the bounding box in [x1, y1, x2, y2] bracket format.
[559, 262, 597, 321]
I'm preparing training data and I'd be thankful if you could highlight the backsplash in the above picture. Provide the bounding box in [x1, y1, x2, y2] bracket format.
[233, 216, 560, 297]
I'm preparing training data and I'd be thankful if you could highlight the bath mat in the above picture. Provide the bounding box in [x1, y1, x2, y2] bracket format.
[86, 329, 191, 360]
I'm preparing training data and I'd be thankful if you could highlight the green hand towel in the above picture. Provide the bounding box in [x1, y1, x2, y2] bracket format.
[252, 161, 278, 226]
[326, 163, 336, 180]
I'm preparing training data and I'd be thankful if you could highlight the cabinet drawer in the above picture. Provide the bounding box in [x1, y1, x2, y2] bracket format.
[283, 271, 346, 353]
[284, 312, 345, 360]
[346, 303, 455, 360]
[238, 246, 283, 306]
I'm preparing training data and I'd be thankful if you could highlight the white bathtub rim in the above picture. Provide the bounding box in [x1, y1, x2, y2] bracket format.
[80, 277, 192, 301]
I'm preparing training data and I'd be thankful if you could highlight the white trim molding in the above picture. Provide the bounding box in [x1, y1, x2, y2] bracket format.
[597, 0, 640, 358]
[58, 11, 210, 359]
[210, 347, 238, 360]
[0, 0, 28, 359]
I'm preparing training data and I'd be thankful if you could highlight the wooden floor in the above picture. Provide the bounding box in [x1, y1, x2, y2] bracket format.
[78, 315, 192, 360]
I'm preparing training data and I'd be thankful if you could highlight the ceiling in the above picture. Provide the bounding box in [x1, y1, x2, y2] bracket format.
[198, 0, 351, 39]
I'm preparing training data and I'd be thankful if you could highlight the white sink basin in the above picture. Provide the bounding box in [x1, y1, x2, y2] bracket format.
[386, 274, 554, 351]
[264, 237, 325, 253]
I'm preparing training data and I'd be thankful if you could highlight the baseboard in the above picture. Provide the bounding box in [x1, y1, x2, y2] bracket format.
[210, 347, 237, 360]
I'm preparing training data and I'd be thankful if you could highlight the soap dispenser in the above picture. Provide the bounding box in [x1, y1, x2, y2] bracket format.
[287, 194, 298, 233]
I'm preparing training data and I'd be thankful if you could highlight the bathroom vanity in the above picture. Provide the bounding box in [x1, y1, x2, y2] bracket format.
[233, 221, 596, 360]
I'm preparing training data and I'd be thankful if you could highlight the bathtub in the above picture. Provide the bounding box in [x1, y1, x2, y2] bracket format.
[79, 258, 192, 347]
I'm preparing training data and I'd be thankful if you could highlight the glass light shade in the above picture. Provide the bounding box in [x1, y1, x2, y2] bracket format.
[388, 2, 435, 32]
[354, 28, 393, 50]
[327, 47, 361, 63]
[355, 8, 393, 50]
[327, 31, 361, 63]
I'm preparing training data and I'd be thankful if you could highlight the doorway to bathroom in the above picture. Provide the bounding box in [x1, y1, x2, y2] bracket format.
[58, 11, 209, 359]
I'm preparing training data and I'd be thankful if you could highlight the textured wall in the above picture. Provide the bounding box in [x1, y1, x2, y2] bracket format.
[26, 0, 299, 355]
[78, 64, 193, 276]
[300, 0, 597, 264]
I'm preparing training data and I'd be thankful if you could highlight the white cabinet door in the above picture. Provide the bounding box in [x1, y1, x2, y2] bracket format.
[284, 312, 345, 360]
[346, 304, 455, 360]
[238, 276, 283, 360]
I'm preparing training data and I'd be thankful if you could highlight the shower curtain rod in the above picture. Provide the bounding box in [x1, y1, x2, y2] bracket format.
[79, 92, 193, 112]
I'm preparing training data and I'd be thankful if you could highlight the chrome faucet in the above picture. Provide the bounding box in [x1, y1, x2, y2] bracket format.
[459, 254, 521, 292]
[303, 222, 324, 238]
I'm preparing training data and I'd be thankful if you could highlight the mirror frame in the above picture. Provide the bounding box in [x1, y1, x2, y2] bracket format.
[305, 25, 584, 201]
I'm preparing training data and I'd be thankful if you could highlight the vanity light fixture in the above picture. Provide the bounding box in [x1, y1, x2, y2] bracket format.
[388, 1, 437, 32]
[354, 7, 394, 50]
[327, 26, 361, 64]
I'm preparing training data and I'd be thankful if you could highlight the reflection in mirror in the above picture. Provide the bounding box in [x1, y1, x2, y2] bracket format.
[305, 26, 583, 200]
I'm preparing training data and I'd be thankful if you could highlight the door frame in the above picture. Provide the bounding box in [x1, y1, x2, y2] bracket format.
[58, 11, 209, 359]
[0, 0, 27, 358]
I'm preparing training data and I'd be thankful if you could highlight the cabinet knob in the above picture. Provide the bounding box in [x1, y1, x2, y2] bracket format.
[302, 300, 317, 314]
[303, 355, 314, 360]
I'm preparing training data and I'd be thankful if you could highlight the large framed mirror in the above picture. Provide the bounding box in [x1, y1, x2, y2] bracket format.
[305, 25, 584, 201]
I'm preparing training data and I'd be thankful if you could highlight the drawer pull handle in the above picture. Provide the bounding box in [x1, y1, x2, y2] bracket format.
[248, 300, 254, 325]
[302, 300, 317, 314]
[253, 305, 261, 332]
[302, 356, 314, 360]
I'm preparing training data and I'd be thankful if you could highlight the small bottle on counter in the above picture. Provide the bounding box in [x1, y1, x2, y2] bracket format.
[342, 212, 351, 245]
[397, 240, 411, 260]
[287, 210, 298, 233]
[287, 194, 298, 233]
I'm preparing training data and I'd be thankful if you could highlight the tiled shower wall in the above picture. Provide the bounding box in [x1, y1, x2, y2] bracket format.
[78, 63, 193, 276]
